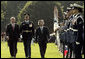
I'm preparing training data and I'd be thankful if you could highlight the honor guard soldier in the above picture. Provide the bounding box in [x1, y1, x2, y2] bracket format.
[60, 11, 69, 58]
[70, 3, 84, 58]
[62, 7, 74, 58]
[66, 7, 76, 58]
[20, 13, 34, 58]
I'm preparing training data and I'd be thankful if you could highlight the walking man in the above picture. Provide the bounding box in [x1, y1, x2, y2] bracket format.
[20, 13, 34, 58]
[6, 17, 20, 58]
[35, 19, 50, 58]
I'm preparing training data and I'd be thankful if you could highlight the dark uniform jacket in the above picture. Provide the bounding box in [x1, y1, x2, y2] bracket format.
[20, 21, 34, 40]
[72, 13, 83, 44]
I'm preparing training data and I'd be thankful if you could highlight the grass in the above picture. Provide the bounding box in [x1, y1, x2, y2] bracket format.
[1, 42, 63, 58]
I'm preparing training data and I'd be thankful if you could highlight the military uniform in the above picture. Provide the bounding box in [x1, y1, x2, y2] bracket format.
[58, 18, 70, 58]
[64, 19, 71, 58]
[66, 14, 77, 58]
[61, 3, 84, 58]
[59, 24, 66, 58]
[20, 20, 34, 58]
[70, 3, 84, 58]
[72, 13, 83, 58]
[61, 12, 75, 58]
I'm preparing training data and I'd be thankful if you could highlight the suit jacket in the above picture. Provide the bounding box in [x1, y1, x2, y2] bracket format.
[36, 26, 50, 43]
[6, 23, 20, 41]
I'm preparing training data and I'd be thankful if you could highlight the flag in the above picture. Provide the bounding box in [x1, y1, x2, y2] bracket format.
[53, 6, 59, 32]
[54, 6, 60, 49]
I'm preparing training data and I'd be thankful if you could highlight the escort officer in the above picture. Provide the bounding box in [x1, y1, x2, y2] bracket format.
[20, 13, 34, 58]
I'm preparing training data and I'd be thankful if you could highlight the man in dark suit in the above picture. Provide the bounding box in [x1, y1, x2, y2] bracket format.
[35, 19, 50, 58]
[6, 17, 20, 58]
[20, 13, 34, 58]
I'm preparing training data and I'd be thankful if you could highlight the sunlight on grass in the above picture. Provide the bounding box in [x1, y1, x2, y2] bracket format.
[1, 42, 84, 58]
[1, 42, 63, 58]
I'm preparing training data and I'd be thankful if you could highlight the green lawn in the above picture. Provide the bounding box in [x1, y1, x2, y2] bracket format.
[1, 42, 63, 58]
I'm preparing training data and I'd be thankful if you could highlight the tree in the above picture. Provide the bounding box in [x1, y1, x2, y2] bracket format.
[17, 1, 32, 25]
[17, 1, 63, 33]
[1, 1, 7, 20]
[1, 1, 84, 32]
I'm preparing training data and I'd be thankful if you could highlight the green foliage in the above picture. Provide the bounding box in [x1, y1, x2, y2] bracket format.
[1, 1, 7, 10]
[17, 1, 63, 33]
[1, 1, 84, 32]
[17, 1, 32, 21]
[1, 10, 4, 20]
[1, 1, 7, 20]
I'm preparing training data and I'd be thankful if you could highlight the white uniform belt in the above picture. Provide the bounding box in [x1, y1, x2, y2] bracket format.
[64, 30, 67, 32]
[69, 28, 78, 31]
[64, 28, 78, 32]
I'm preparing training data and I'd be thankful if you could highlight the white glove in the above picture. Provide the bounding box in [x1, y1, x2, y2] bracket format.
[6, 36, 9, 40]
[31, 38, 35, 45]
[76, 42, 80, 45]
[20, 35, 23, 39]
[65, 45, 68, 48]
[32, 38, 35, 41]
